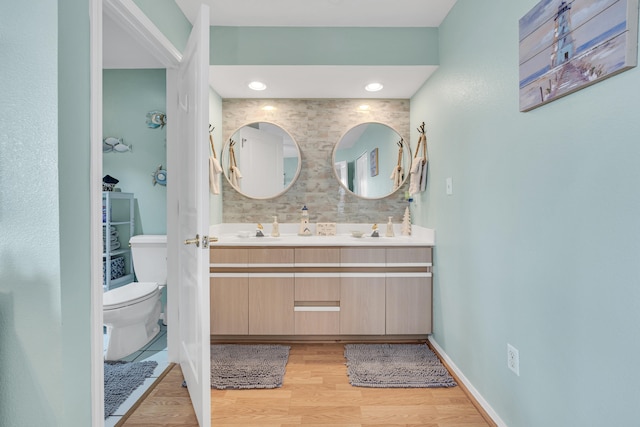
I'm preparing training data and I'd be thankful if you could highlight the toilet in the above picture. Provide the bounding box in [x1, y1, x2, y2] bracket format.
[103, 234, 167, 360]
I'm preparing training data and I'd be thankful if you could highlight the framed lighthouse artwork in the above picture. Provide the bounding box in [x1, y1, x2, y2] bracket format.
[519, 0, 638, 111]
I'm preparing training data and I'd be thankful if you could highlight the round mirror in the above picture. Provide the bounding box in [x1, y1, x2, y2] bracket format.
[332, 122, 410, 199]
[221, 122, 301, 199]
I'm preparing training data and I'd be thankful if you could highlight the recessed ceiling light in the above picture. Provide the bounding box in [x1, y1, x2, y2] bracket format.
[248, 81, 267, 91]
[365, 82, 383, 92]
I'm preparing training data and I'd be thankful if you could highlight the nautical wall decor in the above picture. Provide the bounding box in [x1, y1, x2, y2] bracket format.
[519, 0, 638, 112]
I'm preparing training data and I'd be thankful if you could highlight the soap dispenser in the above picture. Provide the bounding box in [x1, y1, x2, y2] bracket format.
[298, 205, 312, 236]
[386, 216, 395, 237]
[271, 216, 280, 237]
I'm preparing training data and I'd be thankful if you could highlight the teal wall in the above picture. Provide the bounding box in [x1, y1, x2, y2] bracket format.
[283, 157, 298, 187]
[410, 1, 640, 426]
[59, 0, 93, 424]
[103, 69, 168, 235]
[0, 1, 63, 424]
[133, 0, 192, 52]
[127, 4, 440, 68]
[0, 0, 91, 425]
[211, 26, 439, 66]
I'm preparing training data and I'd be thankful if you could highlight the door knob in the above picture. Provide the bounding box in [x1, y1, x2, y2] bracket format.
[184, 234, 200, 247]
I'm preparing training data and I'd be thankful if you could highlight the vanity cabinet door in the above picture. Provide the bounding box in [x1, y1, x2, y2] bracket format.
[386, 273, 432, 334]
[340, 274, 385, 335]
[210, 275, 249, 335]
[248, 274, 294, 335]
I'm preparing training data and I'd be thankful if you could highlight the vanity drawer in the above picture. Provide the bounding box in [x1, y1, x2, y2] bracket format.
[248, 248, 294, 265]
[295, 247, 340, 266]
[340, 247, 386, 266]
[210, 248, 248, 265]
[295, 311, 340, 335]
[386, 247, 432, 266]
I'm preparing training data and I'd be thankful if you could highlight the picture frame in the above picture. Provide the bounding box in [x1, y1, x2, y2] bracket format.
[519, 0, 639, 112]
[370, 148, 379, 177]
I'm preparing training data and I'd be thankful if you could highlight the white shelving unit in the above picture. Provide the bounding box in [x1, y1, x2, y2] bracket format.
[103, 191, 135, 291]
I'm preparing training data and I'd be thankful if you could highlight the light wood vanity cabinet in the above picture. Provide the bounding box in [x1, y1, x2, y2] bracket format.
[209, 247, 295, 335]
[385, 247, 433, 334]
[210, 276, 248, 335]
[340, 275, 386, 334]
[210, 245, 432, 338]
[294, 273, 341, 335]
[386, 274, 432, 334]
[293, 248, 341, 334]
[248, 275, 294, 335]
[209, 248, 249, 335]
[294, 247, 340, 265]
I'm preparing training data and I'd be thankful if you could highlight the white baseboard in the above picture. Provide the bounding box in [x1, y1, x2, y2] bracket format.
[428, 336, 508, 427]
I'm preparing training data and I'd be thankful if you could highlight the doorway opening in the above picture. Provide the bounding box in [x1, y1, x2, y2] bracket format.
[93, 0, 182, 425]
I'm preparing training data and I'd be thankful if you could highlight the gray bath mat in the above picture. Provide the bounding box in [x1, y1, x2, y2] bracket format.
[211, 344, 290, 390]
[104, 360, 157, 418]
[344, 343, 457, 388]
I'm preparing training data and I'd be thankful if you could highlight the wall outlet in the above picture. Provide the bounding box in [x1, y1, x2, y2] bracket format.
[507, 344, 520, 376]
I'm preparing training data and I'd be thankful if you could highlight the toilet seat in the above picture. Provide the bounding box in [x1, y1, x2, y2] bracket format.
[104, 282, 159, 310]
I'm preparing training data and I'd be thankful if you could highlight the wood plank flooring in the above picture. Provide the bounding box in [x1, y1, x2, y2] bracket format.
[119, 343, 494, 427]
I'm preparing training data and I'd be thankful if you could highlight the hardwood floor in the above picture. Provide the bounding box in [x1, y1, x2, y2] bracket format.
[119, 343, 495, 427]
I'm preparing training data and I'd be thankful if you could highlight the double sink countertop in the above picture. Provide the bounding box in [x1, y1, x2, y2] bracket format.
[208, 223, 434, 247]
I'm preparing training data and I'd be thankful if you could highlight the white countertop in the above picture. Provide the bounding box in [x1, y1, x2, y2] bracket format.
[209, 223, 434, 247]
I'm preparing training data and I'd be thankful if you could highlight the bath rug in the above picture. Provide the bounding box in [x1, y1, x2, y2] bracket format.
[104, 360, 157, 418]
[210, 344, 290, 389]
[344, 343, 457, 388]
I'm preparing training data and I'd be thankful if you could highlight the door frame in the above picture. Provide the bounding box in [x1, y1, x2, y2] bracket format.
[90, 0, 182, 425]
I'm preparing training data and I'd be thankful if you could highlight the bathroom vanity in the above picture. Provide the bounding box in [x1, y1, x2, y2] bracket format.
[209, 225, 434, 342]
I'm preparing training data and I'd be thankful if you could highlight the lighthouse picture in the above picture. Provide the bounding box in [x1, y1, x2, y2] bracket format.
[519, 0, 638, 111]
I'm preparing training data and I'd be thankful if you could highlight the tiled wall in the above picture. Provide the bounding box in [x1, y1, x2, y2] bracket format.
[221, 99, 411, 224]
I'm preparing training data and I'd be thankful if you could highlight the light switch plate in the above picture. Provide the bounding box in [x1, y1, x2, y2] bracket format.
[446, 177, 453, 195]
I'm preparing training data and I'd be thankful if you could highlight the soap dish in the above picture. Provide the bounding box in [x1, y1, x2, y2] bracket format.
[351, 230, 364, 238]
[237, 231, 251, 238]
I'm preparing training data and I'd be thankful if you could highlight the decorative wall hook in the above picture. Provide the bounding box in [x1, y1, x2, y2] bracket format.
[146, 111, 166, 129]
[152, 165, 167, 186]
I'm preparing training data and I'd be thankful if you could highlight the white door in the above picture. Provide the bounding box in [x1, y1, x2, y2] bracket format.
[176, 4, 210, 427]
[237, 126, 284, 197]
[355, 152, 368, 196]
[334, 160, 348, 188]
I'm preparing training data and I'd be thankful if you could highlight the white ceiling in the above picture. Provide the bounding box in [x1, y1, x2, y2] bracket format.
[103, 0, 457, 98]
[210, 65, 439, 99]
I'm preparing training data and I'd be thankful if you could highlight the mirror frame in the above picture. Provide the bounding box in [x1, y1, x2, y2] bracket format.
[332, 121, 410, 200]
[222, 121, 302, 200]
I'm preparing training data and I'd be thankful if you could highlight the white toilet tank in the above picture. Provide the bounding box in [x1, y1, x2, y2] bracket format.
[130, 235, 167, 285]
